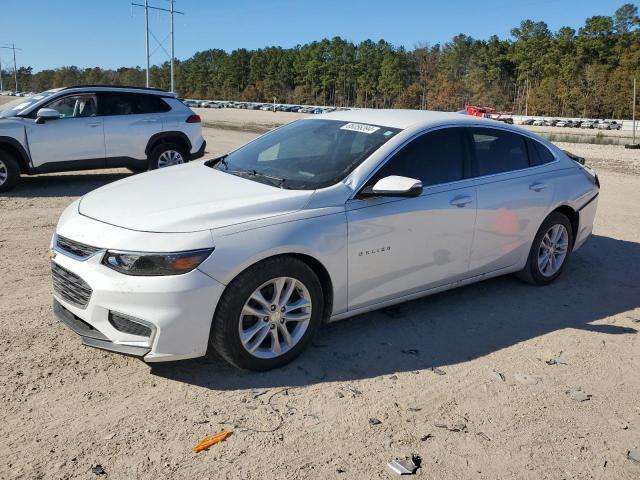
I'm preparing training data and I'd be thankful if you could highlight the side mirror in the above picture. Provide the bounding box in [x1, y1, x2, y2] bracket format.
[359, 175, 423, 198]
[35, 108, 61, 124]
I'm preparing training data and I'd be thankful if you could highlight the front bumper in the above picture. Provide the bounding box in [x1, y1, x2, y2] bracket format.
[51, 248, 226, 362]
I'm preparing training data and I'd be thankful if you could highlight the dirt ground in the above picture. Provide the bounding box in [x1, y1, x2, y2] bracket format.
[1, 111, 640, 480]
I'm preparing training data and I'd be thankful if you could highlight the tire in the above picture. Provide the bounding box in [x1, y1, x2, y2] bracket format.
[210, 256, 324, 371]
[0, 151, 20, 193]
[517, 212, 574, 285]
[148, 142, 188, 170]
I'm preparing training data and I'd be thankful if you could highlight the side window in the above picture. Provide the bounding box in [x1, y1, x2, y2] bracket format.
[369, 128, 467, 188]
[45, 94, 97, 118]
[527, 138, 555, 166]
[101, 93, 170, 115]
[470, 128, 529, 176]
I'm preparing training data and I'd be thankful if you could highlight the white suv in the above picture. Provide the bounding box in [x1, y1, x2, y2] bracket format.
[0, 85, 206, 192]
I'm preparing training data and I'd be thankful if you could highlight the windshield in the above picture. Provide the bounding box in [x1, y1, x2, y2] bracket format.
[209, 119, 401, 190]
[0, 90, 59, 118]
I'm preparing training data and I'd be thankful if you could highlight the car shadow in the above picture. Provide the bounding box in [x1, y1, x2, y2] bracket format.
[151, 234, 639, 390]
[3, 170, 131, 198]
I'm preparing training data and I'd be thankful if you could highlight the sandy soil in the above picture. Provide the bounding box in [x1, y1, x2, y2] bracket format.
[1, 115, 640, 479]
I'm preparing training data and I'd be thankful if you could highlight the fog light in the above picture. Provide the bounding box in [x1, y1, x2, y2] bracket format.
[108, 311, 152, 337]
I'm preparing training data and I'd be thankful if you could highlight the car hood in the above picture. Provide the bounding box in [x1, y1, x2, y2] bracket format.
[78, 162, 314, 233]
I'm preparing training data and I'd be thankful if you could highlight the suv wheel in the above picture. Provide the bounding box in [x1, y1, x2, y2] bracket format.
[148, 143, 188, 170]
[210, 257, 324, 371]
[0, 151, 20, 193]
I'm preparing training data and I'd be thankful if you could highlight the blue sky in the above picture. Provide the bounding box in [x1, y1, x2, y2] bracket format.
[0, 0, 629, 72]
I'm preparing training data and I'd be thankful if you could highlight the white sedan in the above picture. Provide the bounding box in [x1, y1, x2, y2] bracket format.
[50, 110, 599, 370]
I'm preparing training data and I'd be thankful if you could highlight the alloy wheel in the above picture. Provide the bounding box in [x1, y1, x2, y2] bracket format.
[157, 149, 184, 168]
[537, 224, 569, 277]
[238, 277, 312, 359]
[0, 159, 7, 186]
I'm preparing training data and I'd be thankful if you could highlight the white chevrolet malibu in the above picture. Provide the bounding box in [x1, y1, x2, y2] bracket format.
[51, 110, 599, 370]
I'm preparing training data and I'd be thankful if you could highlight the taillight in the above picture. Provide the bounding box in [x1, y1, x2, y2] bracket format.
[186, 114, 201, 123]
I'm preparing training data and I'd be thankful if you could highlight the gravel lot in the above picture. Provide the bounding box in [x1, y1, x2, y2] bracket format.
[1, 109, 640, 479]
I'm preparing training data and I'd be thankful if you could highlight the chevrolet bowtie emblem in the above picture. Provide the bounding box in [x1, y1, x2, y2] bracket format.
[48, 250, 57, 260]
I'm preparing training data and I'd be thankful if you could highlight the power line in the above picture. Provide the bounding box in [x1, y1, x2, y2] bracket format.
[131, 0, 184, 92]
[0, 43, 21, 92]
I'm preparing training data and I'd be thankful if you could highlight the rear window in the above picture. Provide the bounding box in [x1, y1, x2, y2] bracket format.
[470, 128, 529, 176]
[100, 93, 171, 115]
[527, 138, 555, 166]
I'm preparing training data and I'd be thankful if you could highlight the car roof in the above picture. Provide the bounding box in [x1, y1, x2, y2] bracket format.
[316, 108, 502, 131]
[56, 85, 176, 97]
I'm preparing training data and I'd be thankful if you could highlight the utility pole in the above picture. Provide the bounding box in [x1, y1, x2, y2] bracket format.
[0, 44, 20, 92]
[170, 0, 175, 93]
[633, 78, 637, 145]
[132, 1, 184, 92]
[0, 56, 3, 92]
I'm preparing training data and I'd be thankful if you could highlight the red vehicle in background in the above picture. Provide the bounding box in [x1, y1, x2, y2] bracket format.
[466, 106, 514, 124]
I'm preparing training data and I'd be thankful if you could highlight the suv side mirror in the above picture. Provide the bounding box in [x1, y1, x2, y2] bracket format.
[35, 108, 61, 124]
[358, 175, 423, 199]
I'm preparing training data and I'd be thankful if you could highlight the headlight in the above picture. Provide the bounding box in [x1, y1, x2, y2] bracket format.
[102, 248, 214, 276]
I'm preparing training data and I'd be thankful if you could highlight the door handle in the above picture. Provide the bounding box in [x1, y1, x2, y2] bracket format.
[87, 122, 101, 127]
[142, 118, 158, 123]
[529, 182, 547, 192]
[450, 195, 473, 207]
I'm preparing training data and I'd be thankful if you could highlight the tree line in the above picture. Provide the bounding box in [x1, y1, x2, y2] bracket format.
[5, 3, 640, 118]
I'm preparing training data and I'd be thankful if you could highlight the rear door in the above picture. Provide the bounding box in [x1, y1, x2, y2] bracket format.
[99, 92, 168, 164]
[346, 127, 477, 309]
[25, 93, 105, 169]
[467, 127, 556, 275]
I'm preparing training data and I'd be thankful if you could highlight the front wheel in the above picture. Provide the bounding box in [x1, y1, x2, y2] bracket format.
[517, 212, 573, 285]
[210, 257, 324, 371]
[0, 151, 20, 193]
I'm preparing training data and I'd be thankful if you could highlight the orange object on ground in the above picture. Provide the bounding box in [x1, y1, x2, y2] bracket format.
[192, 430, 233, 453]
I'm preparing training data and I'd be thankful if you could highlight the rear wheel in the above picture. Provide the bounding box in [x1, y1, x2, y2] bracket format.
[148, 143, 188, 170]
[517, 212, 573, 285]
[210, 257, 324, 371]
[0, 151, 20, 193]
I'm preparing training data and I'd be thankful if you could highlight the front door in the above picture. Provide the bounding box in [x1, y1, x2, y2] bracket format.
[26, 93, 105, 170]
[346, 127, 477, 310]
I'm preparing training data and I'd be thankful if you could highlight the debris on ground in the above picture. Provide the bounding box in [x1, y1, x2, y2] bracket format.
[407, 407, 422, 412]
[251, 389, 269, 400]
[420, 434, 433, 441]
[477, 432, 492, 441]
[346, 385, 362, 396]
[192, 430, 233, 453]
[101, 433, 115, 441]
[435, 422, 466, 432]
[492, 371, 506, 382]
[91, 465, 106, 475]
[566, 389, 592, 402]
[628, 448, 640, 464]
[428, 367, 446, 376]
[369, 417, 382, 425]
[335, 391, 344, 398]
[545, 352, 568, 366]
[387, 454, 422, 475]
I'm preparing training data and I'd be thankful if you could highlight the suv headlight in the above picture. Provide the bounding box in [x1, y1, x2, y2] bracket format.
[102, 248, 214, 276]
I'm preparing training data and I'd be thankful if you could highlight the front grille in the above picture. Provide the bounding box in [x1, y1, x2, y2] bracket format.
[51, 262, 93, 309]
[56, 235, 101, 259]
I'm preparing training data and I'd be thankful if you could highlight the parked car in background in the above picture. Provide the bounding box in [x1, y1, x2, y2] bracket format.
[0, 85, 206, 192]
[183, 99, 199, 108]
[50, 110, 599, 370]
[580, 120, 595, 129]
[532, 119, 544, 126]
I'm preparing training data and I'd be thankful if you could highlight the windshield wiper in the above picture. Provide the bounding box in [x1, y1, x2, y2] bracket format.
[245, 169, 287, 188]
[208, 156, 287, 188]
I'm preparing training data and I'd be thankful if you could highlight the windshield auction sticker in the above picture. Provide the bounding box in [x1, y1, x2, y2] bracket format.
[340, 122, 380, 134]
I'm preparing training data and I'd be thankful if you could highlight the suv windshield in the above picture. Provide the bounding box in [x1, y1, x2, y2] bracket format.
[0, 90, 59, 118]
[209, 119, 400, 190]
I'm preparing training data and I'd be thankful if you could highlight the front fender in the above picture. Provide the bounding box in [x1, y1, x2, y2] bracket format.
[197, 210, 348, 315]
